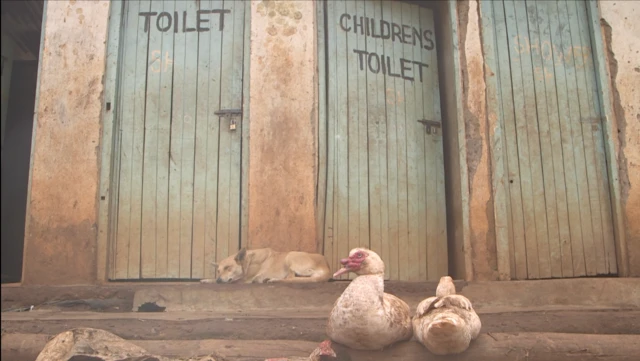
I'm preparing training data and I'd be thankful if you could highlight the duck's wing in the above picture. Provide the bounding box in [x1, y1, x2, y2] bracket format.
[383, 293, 411, 319]
[434, 294, 473, 311]
[414, 296, 438, 318]
[382, 293, 412, 336]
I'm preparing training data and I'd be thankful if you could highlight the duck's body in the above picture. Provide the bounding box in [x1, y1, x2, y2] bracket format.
[412, 277, 481, 355]
[326, 249, 412, 350]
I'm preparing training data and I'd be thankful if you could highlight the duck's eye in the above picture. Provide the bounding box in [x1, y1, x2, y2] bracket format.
[356, 252, 363, 258]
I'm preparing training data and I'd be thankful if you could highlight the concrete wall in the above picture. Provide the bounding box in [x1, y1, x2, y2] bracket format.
[599, 2, 640, 276]
[18, 0, 637, 284]
[22, 0, 110, 284]
[247, 0, 318, 253]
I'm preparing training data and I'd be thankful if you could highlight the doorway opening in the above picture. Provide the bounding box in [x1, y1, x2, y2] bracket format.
[1, 0, 44, 284]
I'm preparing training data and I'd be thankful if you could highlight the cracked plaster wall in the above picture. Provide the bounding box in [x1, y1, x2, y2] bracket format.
[23, 0, 110, 284]
[599, 2, 639, 276]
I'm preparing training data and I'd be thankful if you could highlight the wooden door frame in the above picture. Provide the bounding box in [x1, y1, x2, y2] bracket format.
[480, 0, 629, 279]
[96, 0, 252, 282]
[314, 0, 473, 279]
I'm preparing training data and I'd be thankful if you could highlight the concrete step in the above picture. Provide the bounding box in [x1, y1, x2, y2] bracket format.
[130, 278, 640, 312]
[2, 308, 638, 343]
[3, 278, 639, 314]
[2, 332, 639, 361]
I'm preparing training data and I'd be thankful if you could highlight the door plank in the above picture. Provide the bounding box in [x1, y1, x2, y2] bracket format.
[533, 0, 574, 278]
[565, 0, 605, 275]
[391, 0, 410, 281]
[493, 1, 527, 280]
[574, 0, 617, 274]
[401, 2, 421, 281]
[414, 6, 429, 281]
[192, 0, 213, 278]
[422, 6, 447, 280]
[372, 1, 390, 280]
[201, 0, 224, 278]
[114, 0, 142, 279]
[167, 0, 187, 279]
[227, 0, 245, 263]
[380, 0, 399, 280]
[345, 0, 361, 280]
[153, 0, 175, 278]
[323, 0, 337, 274]
[127, 0, 151, 279]
[546, 0, 586, 276]
[334, 0, 350, 278]
[524, 1, 562, 278]
[216, 0, 239, 265]
[140, 0, 164, 278]
[355, 0, 370, 260]
[556, 0, 595, 276]
[364, 0, 382, 264]
[175, 0, 199, 278]
[316, 0, 328, 257]
[503, 1, 540, 279]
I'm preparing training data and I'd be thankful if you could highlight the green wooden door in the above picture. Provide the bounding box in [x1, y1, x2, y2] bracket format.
[480, 0, 617, 279]
[110, 0, 247, 280]
[319, 0, 447, 281]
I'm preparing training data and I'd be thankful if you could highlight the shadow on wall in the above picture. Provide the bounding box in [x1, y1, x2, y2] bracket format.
[1, 61, 38, 283]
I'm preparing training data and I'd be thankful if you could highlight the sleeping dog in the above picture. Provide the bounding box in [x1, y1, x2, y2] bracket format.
[200, 247, 332, 284]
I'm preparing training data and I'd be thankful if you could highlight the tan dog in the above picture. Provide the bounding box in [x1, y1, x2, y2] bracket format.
[200, 247, 332, 284]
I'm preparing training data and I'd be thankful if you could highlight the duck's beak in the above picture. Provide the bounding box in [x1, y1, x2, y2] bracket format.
[333, 267, 349, 278]
[333, 258, 351, 277]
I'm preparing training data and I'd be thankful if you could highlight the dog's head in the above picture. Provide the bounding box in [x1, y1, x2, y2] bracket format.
[212, 248, 247, 283]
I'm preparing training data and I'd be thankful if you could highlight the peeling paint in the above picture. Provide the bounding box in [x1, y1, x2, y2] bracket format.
[599, 2, 640, 276]
[458, 0, 498, 281]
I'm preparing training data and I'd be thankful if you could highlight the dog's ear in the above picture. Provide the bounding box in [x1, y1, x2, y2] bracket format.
[235, 247, 247, 263]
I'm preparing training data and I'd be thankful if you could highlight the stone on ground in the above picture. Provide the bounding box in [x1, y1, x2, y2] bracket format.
[35, 327, 222, 361]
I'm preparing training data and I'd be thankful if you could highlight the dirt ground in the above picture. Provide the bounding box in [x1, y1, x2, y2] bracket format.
[2, 309, 638, 342]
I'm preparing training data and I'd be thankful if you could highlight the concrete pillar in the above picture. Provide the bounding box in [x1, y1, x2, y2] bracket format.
[22, 0, 110, 284]
[248, 0, 318, 253]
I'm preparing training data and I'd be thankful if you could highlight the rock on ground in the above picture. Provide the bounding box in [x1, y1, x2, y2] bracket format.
[35, 327, 222, 361]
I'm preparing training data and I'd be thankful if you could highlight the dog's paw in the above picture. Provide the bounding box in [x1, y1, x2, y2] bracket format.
[200, 278, 215, 284]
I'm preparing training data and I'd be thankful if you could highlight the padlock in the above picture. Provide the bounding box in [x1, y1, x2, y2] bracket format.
[230, 118, 237, 131]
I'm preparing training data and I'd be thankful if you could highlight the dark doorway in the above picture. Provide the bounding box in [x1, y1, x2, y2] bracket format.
[1, 0, 44, 283]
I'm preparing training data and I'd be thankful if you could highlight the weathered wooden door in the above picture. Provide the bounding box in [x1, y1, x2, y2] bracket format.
[319, 0, 447, 281]
[110, 0, 247, 280]
[480, 0, 617, 279]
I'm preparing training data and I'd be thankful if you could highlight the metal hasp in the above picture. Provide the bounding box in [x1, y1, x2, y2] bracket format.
[215, 108, 242, 131]
[417, 119, 442, 135]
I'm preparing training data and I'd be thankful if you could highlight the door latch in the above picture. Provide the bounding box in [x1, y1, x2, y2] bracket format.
[417, 119, 441, 135]
[215, 108, 242, 131]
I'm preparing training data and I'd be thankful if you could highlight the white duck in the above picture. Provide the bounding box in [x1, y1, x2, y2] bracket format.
[326, 248, 412, 350]
[412, 276, 481, 355]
